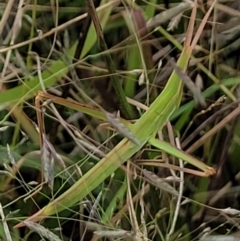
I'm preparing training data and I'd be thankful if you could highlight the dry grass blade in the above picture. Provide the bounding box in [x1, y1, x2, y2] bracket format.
[105, 112, 140, 145]
[199, 236, 238, 241]
[86, 222, 134, 240]
[167, 137, 184, 240]
[24, 221, 62, 241]
[169, 58, 206, 107]
[6, 144, 15, 165]
[186, 107, 240, 153]
[191, 0, 218, 48]
[185, 0, 197, 46]
[42, 134, 75, 187]
[0, 203, 12, 241]
[167, 12, 183, 31]
[0, 1, 120, 53]
[219, 207, 240, 216]
[126, 162, 142, 240]
[41, 135, 55, 189]
[94, 229, 133, 239]
[214, 2, 240, 17]
[142, 169, 178, 196]
[182, 99, 240, 149]
[1, 0, 24, 80]
[0, 0, 15, 39]
[146, 1, 194, 29]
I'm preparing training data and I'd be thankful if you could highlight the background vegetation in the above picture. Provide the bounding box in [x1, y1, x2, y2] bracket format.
[0, 0, 240, 240]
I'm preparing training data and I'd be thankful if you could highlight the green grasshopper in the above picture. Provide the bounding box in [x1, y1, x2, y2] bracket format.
[14, 0, 217, 227]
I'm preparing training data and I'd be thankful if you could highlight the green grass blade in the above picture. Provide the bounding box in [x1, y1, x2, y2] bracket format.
[0, 58, 73, 107]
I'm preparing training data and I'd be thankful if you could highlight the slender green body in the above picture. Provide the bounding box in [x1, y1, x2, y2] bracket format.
[14, 47, 215, 228]
[21, 48, 192, 223]
[14, 0, 219, 226]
